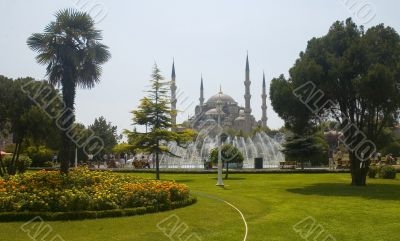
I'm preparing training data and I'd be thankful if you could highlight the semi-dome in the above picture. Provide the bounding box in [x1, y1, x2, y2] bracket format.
[235, 116, 246, 122]
[205, 108, 224, 115]
[206, 91, 237, 105]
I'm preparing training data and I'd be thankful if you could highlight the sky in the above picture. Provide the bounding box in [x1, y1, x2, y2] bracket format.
[1, 0, 399, 135]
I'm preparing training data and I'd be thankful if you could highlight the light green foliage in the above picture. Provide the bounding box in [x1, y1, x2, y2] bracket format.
[112, 143, 134, 154]
[25, 146, 53, 167]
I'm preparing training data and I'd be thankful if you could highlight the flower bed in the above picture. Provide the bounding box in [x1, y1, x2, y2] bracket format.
[0, 168, 194, 220]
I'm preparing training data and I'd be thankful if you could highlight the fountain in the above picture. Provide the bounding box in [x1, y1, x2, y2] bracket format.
[160, 132, 285, 168]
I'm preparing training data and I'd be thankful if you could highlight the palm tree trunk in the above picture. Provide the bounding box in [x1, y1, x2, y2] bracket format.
[59, 77, 76, 175]
[59, 132, 72, 174]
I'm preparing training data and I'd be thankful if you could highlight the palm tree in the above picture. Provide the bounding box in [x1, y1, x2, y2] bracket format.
[27, 9, 111, 174]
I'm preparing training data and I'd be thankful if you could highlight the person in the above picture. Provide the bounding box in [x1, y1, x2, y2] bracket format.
[377, 152, 382, 162]
[119, 155, 125, 168]
[52, 153, 58, 164]
[336, 150, 343, 169]
[102, 154, 108, 169]
[148, 155, 152, 168]
[386, 154, 395, 165]
[336, 150, 343, 161]
[141, 155, 146, 168]
[206, 157, 211, 169]
[328, 150, 334, 170]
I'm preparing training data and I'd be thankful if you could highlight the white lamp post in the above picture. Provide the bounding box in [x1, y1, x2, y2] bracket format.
[216, 87, 224, 187]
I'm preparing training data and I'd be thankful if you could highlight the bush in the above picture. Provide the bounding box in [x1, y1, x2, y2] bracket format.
[0, 197, 197, 222]
[379, 166, 397, 179]
[368, 165, 378, 178]
[282, 133, 329, 166]
[25, 146, 53, 167]
[2, 155, 32, 174]
[0, 167, 191, 212]
[209, 144, 244, 166]
[380, 142, 400, 157]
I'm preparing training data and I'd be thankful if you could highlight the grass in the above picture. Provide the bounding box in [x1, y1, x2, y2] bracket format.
[1, 173, 399, 241]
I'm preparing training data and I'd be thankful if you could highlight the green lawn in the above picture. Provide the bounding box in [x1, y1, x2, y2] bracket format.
[1, 173, 399, 241]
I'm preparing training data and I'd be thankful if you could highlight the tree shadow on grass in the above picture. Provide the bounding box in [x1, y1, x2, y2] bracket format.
[287, 183, 400, 201]
[210, 177, 246, 180]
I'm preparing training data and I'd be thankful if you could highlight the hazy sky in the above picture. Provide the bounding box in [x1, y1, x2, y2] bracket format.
[1, 0, 399, 134]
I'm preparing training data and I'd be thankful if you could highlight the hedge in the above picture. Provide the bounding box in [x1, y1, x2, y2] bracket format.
[0, 196, 196, 222]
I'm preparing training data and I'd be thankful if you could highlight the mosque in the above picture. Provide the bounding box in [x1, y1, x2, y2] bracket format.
[170, 54, 268, 134]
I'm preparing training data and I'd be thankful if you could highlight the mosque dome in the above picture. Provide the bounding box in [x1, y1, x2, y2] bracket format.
[206, 91, 237, 105]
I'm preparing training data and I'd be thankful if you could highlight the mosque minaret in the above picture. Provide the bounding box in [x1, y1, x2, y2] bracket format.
[171, 54, 267, 133]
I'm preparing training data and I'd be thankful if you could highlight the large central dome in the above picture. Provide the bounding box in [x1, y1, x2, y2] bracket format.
[206, 91, 237, 105]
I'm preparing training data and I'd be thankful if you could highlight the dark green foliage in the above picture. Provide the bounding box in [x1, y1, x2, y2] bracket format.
[379, 166, 397, 179]
[380, 142, 400, 157]
[89, 116, 119, 157]
[0, 76, 61, 176]
[282, 133, 329, 166]
[2, 155, 32, 174]
[270, 75, 316, 134]
[368, 165, 378, 178]
[0, 197, 196, 222]
[270, 18, 400, 185]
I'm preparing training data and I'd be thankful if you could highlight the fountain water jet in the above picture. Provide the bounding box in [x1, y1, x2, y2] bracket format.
[160, 132, 285, 168]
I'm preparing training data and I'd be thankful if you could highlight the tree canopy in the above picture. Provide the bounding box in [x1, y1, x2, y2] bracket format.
[89, 116, 120, 157]
[270, 18, 400, 185]
[125, 64, 196, 179]
[210, 143, 244, 179]
[0, 76, 62, 176]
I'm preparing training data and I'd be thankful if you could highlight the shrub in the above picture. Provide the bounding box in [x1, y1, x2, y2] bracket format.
[379, 166, 397, 179]
[0, 197, 197, 221]
[209, 144, 244, 166]
[25, 146, 53, 167]
[368, 165, 378, 178]
[380, 142, 400, 157]
[2, 155, 32, 174]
